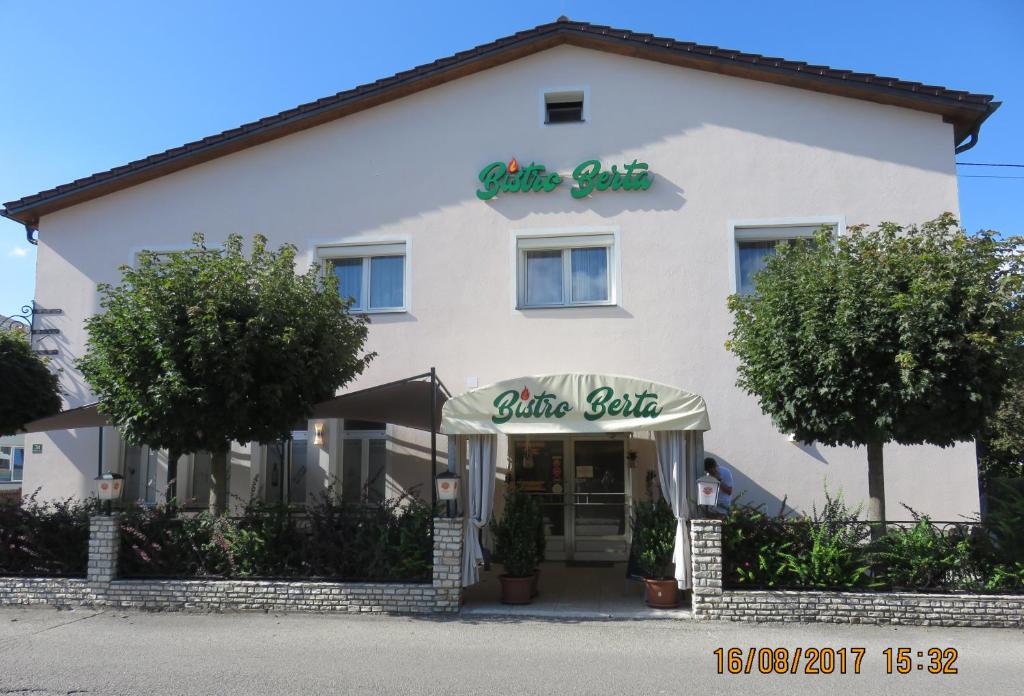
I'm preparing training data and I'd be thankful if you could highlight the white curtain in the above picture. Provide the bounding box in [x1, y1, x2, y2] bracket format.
[653, 430, 703, 589]
[462, 434, 497, 587]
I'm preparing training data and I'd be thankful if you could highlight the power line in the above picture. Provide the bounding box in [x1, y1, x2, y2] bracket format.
[956, 162, 1024, 168]
[959, 174, 1024, 179]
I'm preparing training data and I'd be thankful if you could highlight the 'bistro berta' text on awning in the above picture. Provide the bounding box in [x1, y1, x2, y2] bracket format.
[476, 158, 653, 200]
[492, 385, 664, 424]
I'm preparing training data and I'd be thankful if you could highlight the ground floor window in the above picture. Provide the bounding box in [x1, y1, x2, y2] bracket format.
[263, 431, 309, 505]
[122, 444, 161, 504]
[340, 420, 388, 504]
[0, 445, 24, 483]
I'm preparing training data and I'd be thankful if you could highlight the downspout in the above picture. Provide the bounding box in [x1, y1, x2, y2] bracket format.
[955, 102, 1001, 155]
[955, 126, 981, 154]
[0, 210, 39, 245]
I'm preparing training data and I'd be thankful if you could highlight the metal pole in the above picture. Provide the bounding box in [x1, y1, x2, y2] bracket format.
[430, 367, 437, 511]
[97, 426, 104, 477]
[446, 437, 457, 518]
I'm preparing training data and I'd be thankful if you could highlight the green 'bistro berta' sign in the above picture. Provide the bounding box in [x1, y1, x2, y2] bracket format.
[439, 374, 712, 435]
[492, 385, 663, 424]
[476, 158, 653, 200]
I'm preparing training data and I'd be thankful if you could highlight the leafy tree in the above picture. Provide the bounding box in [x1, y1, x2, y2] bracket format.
[79, 234, 373, 512]
[979, 367, 1024, 479]
[727, 214, 1023, 525]
[0, 327, 61, 435]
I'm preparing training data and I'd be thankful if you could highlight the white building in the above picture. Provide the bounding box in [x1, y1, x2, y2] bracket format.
[2, 19, 999, 562]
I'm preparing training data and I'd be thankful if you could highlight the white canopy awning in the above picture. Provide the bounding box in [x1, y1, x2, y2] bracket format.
[441, 373, 710, 435]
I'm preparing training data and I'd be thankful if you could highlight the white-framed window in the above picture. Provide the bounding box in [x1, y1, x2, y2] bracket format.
[730, 217, 844, 295]
[318, 242, 408, 313]
[122, 444, 161, 505]
[0, 446, 24, 483]
[261, 431, 309, 506]
[338, 420, 388, 504]
[515, 231, 618, 309]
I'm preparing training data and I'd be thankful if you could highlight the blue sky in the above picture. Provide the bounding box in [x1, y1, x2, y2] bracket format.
[2, 0, 1021, 319]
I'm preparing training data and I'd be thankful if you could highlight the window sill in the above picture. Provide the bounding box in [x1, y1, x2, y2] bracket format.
[516, 301, 616, 311]
[350, 307, 408, 315]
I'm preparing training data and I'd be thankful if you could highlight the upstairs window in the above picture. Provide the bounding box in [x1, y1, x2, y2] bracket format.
[733, 221, 838, 295]
[517, 233, 616, 308]
[544, 90, 585, 124]
[321, 242, 407, 313]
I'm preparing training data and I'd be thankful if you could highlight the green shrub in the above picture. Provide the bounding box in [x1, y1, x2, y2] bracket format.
[632, 499, 676, 580]
[983, 479, 1024, 567]
[492, 489, 539, 578]
[0, 492, 97, 577]
[722, 496, 807, 588]
[871, 506, 972, 590]
[119, 488, 435, 582]
[778, 490, 874, 589]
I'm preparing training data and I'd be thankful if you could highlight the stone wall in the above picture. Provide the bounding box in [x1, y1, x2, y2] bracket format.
[690, 518, 1023, 629]
[0, 577, 98, 607]
[1, 515, 464, 614]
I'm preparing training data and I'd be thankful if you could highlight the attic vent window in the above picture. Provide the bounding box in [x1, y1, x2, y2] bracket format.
[544, 90, 585, 124]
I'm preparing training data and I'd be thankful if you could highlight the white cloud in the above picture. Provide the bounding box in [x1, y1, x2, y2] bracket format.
[8, 246, 29, 257]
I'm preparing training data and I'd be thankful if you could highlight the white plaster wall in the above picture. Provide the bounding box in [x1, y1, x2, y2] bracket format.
[23, 45, 976, 519]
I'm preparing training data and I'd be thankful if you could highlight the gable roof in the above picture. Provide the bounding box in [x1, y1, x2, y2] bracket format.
[2, 17, 999, 228]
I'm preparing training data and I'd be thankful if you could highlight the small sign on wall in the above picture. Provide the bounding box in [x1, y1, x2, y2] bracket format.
[31, 444, 42, 454]
[576, 465, 594, 479]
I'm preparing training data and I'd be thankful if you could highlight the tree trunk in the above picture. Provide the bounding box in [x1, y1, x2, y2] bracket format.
[210, 449, 230, 515]
[166, 448, 179, 507]
[866, 439, 886, 538]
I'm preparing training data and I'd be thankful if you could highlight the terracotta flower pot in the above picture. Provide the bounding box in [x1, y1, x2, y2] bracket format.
[531, 568, 541, 598]
[499, 574, 535, 605]
[644, 578, 679, 608]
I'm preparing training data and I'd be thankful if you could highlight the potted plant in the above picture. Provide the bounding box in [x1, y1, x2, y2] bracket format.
[633, 498, 678, 608]
[492, 489, 539, 604]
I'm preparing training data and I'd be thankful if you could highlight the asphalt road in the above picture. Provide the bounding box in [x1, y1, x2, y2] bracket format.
[1, 607, 1020, 695]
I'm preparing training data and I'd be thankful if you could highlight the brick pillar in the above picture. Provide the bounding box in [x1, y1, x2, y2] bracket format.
[690, 518, 722, 619]
[87, 514, 120, 585]
[432, 517, 463, 613]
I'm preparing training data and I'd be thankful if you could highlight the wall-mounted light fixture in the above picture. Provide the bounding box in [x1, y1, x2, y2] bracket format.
[313, 422, 325, 447]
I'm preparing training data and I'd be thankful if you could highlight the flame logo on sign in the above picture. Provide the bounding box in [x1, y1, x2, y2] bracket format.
[508, 158, 519, 173]
[520, 386, 530, 401]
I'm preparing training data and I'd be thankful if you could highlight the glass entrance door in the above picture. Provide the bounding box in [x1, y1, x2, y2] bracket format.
[511, 439, 568, 560]
[571, 439, 628, 561]
[511, 437, 629, 562]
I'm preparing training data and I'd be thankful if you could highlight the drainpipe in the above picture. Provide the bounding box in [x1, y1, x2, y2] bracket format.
[97, 426, 104, 477]
[430, 366, 438, 510]
[955, 126, 981, 154]
[23, 222, 39, 245]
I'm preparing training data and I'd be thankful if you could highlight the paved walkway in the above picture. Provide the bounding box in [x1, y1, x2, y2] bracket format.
[2, 606, 1021, 695]
[461, 561, 693, 619]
